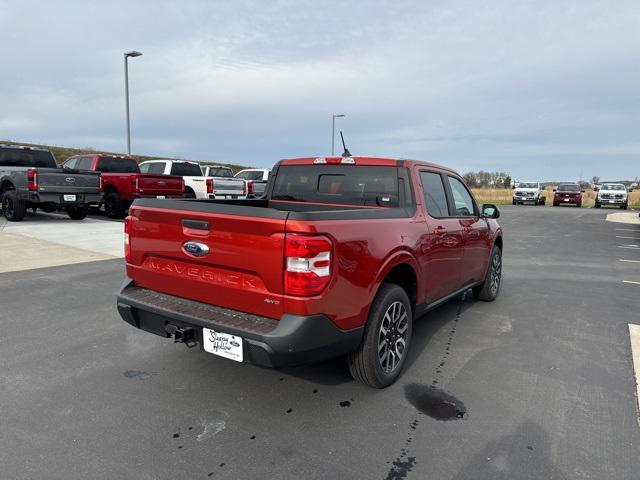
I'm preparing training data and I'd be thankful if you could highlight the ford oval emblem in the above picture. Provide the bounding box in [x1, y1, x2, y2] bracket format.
[182, 241, 210, 257]
[65, 177, 76, 183]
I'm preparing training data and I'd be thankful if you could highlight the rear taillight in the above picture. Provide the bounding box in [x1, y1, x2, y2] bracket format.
[284, 234, 332, 296]
[124, 216, 132, 263]
[27, 169, 38, 191]
[131, 176, 139, 193]
[246, 180, 254, 196]
[181, 178, 185, 193]
[206, 178, 214, 194]
[99, 175, 104, 192]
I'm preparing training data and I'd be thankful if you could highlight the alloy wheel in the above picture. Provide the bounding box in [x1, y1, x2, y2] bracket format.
[378, 301, 409, 373]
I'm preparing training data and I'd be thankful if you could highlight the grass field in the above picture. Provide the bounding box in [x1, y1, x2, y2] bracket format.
[472, 188, 640, 208]
[1, 140, 249, 173]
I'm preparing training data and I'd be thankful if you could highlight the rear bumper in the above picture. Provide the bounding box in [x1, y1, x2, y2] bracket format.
[116, 280, 363, 368]
[21, 191, 102, 206]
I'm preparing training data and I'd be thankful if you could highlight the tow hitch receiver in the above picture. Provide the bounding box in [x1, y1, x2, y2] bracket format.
[165, 324, 197, 347]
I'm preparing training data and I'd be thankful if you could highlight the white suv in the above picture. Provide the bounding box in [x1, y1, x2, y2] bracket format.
[512, 182, 545, 205]
[595, 183, 629, 209]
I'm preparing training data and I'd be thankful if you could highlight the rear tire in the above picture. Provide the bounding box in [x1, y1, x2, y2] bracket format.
[67, 205, 89, 220]
[104, 193, 125, 219]
[1, 190, 27, 221]
[347, 283, 413, 389]
[185, 188, 196, 199]
[473, 246, 502, 302]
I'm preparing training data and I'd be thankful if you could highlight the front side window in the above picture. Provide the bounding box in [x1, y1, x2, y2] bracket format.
[447, 176, 476, 216]
[419, 171, 449, 217]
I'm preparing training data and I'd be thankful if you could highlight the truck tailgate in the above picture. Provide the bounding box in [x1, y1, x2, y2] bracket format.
[211, 178, 245, 195]
[126, 202, 288, 319]
[38, 168, 100, 193]
[136, 174, 184, 196]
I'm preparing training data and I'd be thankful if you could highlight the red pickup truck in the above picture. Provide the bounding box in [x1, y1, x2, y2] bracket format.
[64, 154, 185, 218]
[117, 156, 503, 387]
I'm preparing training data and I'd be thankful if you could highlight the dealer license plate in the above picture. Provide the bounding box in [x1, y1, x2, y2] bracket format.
[202, 328, 243, 362]
[63, 194, 76, 202]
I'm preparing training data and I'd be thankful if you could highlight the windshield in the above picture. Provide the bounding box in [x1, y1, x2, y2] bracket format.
[518, 183, 538, 189]
[170, 162, 203, 176]
[207, 167, 233, 178]
[557, 184, 580, 192]
[0, 147, 57, 168]
[272, 165, 400, 207]
[601, 184, 625, 191]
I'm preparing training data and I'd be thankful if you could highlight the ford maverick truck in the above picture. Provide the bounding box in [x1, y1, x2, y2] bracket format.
[0, 144, 101, 221]
[117, 156, 503, 388]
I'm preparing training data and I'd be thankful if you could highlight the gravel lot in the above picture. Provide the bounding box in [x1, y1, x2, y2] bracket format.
[1, 205, 639, 480]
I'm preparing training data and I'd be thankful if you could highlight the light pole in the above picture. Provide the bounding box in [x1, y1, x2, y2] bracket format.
[331, 114, 345, 156]
[124, 50, 142, 155]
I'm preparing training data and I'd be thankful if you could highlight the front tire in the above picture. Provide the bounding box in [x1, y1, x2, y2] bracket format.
[473, 246, 502, 302]
[67, 205, 89, 220]
[1, 190, 27, 221]
[347, 284, 413, 388]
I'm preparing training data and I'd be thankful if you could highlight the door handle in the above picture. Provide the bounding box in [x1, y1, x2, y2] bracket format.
[432, 226, 447, 236]
[463, 226, 472, 233]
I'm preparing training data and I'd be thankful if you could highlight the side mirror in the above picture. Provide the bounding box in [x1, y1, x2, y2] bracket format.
[581, 189, 585, 193]
[552, 188, 557, 192]
[629, 188, 634, 192]
[482, 204, 500, 219]
[511, 185, 516, 190]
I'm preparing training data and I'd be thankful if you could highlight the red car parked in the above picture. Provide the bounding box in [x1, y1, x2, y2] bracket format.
[117, 156, 503, 387]
[552, 183, 584, 207]
[64, 155, 185, 218]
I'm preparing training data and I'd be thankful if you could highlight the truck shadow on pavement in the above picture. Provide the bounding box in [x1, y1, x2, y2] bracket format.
[280, 291, 476, 386]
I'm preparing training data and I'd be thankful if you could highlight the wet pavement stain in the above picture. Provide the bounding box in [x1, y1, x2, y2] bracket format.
[383, 292, 468, 479]
[339, 400, 351, 407]
[173, 433, 180, 438]
[404, 384, 466, 420]
[123, 370, 156, 380]
[384, 456, 417, 480]
[286, 408, 293, 414]
[250, 435, 256, 440]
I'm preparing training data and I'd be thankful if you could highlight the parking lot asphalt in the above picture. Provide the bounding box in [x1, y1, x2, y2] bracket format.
[1, 205, 639, 480]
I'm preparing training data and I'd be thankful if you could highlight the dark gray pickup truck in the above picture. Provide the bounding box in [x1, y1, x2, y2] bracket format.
[0, 144, 102, 221]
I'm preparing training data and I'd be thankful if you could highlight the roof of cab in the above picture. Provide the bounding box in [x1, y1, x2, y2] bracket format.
[278, 156, 458, 174]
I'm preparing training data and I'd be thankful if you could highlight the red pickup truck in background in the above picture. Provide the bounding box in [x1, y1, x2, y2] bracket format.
[64, 154, 185, 218]
[117, 156, 503, 387]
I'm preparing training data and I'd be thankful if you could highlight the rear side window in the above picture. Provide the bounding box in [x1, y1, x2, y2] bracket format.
[140, 162, 166, 174]
[0, 147, 57, 168]
[419, 171, 449, 217]
[77, 157, 93, 170]
[272, 165, 400, 207]
[447, 176, 476, 217]
[97, 157, 140, 173]
[170, 162, 202, 176]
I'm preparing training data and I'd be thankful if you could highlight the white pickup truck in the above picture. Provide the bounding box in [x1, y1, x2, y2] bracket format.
[139, 160, 245, 200]
[234, 168, 271, 198]
[595, 183, 630, 209]
[512, 182, 545, 205]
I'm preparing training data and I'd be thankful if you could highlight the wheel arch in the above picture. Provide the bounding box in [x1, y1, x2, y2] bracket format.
[0, 178, 15, 195]
[371, 251, 420, 313]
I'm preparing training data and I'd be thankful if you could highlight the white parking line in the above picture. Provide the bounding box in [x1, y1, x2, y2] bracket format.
[619, 245, 640, 250]
[620, 259, 640, 264]
[616, 236, 640, 240]
[616, 228, 640, 232]
[623, 280, 640, 286]
[629, 324, 640, 427]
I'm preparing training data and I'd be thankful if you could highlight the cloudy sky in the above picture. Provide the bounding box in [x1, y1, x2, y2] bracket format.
[1, 0, 638, 180]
